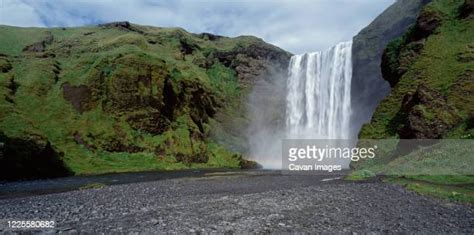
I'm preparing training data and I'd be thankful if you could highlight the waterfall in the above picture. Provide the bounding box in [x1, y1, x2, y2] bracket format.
[246, 41, 353, 169]
[286, 41, 353, 139]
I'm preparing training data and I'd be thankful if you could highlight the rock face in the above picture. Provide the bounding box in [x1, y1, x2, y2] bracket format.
[350, 0, 432, 137]
[398, 85, 461, 139]
[208, 39, 291, 154]
[212, 42, 290, 83]
[98, 21, 144, 34]
[22, 31, 54, 53]
[358, 0, 474, 140]
[412, 9, 442, 40]
[0, 23, 291, 179]
[0, 55, 12, 73]
[459, 0, 474, 18]
[352, 0, 473, 178]
[0, 132, 72, 180]
[62, 82, 93, 113]
[381, 6, 442, 88]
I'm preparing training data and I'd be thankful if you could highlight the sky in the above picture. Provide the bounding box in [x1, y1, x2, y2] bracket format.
[0, 0, 394, 54]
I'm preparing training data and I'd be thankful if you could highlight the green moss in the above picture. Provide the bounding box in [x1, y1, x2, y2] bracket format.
[352, 136, 474, 204]
[0, 26, 49, 56]
[360, 0, 474, 140]
[406, 175, 474, 185]
[206, 63, 240, 98]
[0, 22, 275, 178]
[205, 142, 241, 168]
[79, 182, 106, 190]
[387, 177, 474, 204]
[384, 38, 403, 72]
[345, 170, 376, 181]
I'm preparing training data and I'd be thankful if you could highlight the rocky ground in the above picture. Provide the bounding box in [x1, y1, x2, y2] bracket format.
[0, 170, 473, 233]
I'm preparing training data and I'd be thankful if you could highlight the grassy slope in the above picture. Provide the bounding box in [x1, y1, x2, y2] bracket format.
[0, 24, 279, 176]
[352, 0, 474, 203]
[360, 0, 474, 139]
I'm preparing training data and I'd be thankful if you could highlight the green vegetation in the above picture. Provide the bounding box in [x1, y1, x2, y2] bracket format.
[0, 22, 288, 179]
[354, 0, 474, 203]
[350, 139, 474, 203]
[79, 182, 106, 190]
[360, 0, 474, 139]
[386, 177, 474, 204]
[345, 169, 376, 181]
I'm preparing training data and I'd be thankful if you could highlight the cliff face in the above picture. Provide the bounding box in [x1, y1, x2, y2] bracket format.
[0, 22, 291, 180]
[350, 0, 432, 137]
[351, 0, 473, 177]
[360, 0, 474, 140]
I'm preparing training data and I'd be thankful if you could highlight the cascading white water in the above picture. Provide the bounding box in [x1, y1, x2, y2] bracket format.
[286, 41, 353, 139]
[246, 41, 353, 169]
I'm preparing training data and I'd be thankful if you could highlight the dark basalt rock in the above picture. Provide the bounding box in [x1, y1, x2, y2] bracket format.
[239, 157, 261, 169]
[380, 7, 443, 88]
[101, 57, 165, 113]
[381, 47, 402, 88]
[62, 82, 93, 113]
[456, 45, 474, 62]
[179, 38, 200, 55]
[99, 21, 144, 34]
[0, 133, 72, 180]
[173, 133, 209, 165]
[211, 43, 291, 83]
[206, 38, 291, 154]
[23, 41, 45, 53]
[73, 132, 96, 151]
[192, 57, 213, 69]
[381, 39, 425, 88]
[448, 69, 474, 115]
[195, 32, 224, 41]
[0, 56, 12, 73]
[412, 9, 442, 41]
[23, 31, 54, 53]
[398, 85, 461, 139]
[350, 0, 432, 138]
[175, 151, 209, 165]
[74, 130, 144, 153]
[100, 21, 131, 28]
[0, 22, 297, 177]
[101, 138, 144, 153]
[86, 53, 219, 137]
[6, 76, 18, 95]
[4, 76, 18, 104]
[459, 0, 474, 18]
[126, 111, 170, 135]
[161, 76, 178, 121]
[101, 59, 169, 135]
[188, 86, 218, 133]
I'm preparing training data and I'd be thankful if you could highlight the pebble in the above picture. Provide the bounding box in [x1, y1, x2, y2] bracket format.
[0, 171, 472, 233]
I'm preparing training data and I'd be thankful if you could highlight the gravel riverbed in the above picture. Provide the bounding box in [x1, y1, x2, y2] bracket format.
[0, 171, 472, 233]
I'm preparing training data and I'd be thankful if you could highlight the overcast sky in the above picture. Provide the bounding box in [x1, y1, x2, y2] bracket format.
[0, 0, 394, 54]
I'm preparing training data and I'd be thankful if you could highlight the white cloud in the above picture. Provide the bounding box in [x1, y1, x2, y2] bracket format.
[0, 0, 394, 53]
[0, 0, 44, 27]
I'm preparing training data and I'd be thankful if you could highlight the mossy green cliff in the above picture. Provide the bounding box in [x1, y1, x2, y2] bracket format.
[351, 0, 431, 137]
[352, 0, 474, 203]
[360, 0, 473, 140]
[0, 22, 291, 180]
